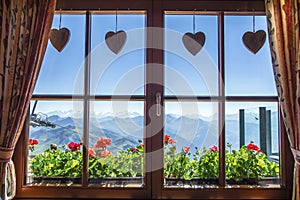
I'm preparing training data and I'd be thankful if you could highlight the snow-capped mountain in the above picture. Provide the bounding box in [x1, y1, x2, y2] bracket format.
[29, 110, 279, 155]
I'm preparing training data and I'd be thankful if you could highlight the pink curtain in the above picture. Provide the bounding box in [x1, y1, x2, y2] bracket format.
[265, 0, 299, 199]
[0, 0, 56, 199]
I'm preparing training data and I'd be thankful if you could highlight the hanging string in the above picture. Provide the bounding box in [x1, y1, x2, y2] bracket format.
[252, 9, 255, 32]
[59, 8, 62, 29]
[193, 9, 196, 34]
[115, 9, 118, 32]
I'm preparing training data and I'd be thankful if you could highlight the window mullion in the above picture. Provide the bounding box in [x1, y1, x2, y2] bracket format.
[150, 1, 164, 198]
[218, 11, 226, 187]
[82, 10, 91, 187]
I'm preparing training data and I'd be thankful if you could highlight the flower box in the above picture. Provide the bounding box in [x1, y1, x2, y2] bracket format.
[32, 176, 143, 187]
[164, 177, 280, 187]
[33, 176, 81, 186]
[29, 137, 279, 187]
[32, 176, 279, 187]
[165, 177, 218, 186]
[89, 177, 143, 186]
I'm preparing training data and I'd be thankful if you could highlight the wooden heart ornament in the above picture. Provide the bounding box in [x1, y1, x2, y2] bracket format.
[50, 28, 70, 52]
[182, 32, 206, 56]
[242, 30, 266, 54]
[105, 30, 127, 54]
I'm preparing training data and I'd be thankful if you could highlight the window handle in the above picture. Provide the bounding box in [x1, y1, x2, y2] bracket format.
[156, 93, 161, 116]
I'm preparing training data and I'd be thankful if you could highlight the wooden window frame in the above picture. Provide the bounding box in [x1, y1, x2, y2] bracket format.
[14, 0, 293, 199]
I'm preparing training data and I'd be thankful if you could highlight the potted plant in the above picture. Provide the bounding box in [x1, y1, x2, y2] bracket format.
[30, 138, 145, 186]
[193, 145, 219, 185]
[88, 138, 144, 185]
[163, 134, 279, 186]
[114, 140, 144, 178]
[225, 142, 279, 185]
[164, 135, 198, 186]
[30, 135, 279, 187]
[31, 141, 82, 184]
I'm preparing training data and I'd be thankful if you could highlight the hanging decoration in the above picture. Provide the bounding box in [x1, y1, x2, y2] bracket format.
[182, 10, 206, 56]
[242, 11, 266, 54]
[50, 9, 71, 52]
[105, 9, 127, 54]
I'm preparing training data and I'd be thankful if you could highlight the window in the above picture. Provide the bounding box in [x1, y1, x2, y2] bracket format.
[15, 1, 293, 199]
[163, 12, 280, 188]
[27, 11, 146, 187]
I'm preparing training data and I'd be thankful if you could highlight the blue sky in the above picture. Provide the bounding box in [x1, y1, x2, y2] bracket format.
[33, 13, 277, 117]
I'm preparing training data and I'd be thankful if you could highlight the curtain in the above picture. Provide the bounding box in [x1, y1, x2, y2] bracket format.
[265, 0, 299, 199]
[0, 0, 56, 199]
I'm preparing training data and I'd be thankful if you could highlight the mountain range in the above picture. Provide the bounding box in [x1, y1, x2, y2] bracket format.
[30, 110, 279, 155]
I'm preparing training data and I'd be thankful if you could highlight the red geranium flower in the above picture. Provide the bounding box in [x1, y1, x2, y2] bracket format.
[100, 149, 111, 157]
[29, 139, 38, 145]
[247, 143, 263, 153]
[28, 139, 38, 152]
[131, 147, 139, 152]
[247, 143, 259, 151]
[164, 135, 170, 144]
[168, 139, 176, 144]
[183, 146, 190, 153]
[88, 148, 96, 157]
[94, 137, 112, 148]
[68, 142, 80, 152]
[209, 145, 218, 152]
[164, 135, 176, 145]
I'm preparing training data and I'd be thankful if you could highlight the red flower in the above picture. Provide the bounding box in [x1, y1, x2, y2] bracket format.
[29, 139, 38, 145]
[164, 135, 170, 144]
[28, 139, 38, 152]
[100, 149, 111, 157]
[168, 139, 176, 144]
[183, 146, 190, 153]
[68, 142, 80, 152]
[247, 143, 263, 153]
[164, 135, 176, 145]
[88, 148, 96, 157]
[131, 147, 139, 152]
[94, 137, 112, 148]
[247, 143, 259, 151]
[209, 145, 218, 152]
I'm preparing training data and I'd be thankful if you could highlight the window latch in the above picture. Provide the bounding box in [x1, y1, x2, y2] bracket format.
[156, 93, 161, 116]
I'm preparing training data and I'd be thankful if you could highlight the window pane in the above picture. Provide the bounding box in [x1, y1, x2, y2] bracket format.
[28, 100, 83, 186]
[225, 15, 277, 96]
[88, 101, 144, 187]
[225, 102, 280, 186]
[164, 102, 219, 188]
[164, 14, 218, 96]
[34, 14, 85, 95]
[90, 14, 145, 95]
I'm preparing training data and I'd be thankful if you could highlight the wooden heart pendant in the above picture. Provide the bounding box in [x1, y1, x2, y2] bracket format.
[242, 30, 266, 54]
[50, 28, 70, 52]
[182, 32, 206, 56]
[105, 30, 127, 54]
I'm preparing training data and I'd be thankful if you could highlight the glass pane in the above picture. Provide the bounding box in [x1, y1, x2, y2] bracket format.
[90, 14, 145, 95]
[225, 15, 277, 96]
[88, 101, 144, 187]
[164, 102, 219, 188]
[27, 100, 83, 186]
[164, 14, 218, 96]
[225, 102, 280, 186]
[34, 14, 85, 95]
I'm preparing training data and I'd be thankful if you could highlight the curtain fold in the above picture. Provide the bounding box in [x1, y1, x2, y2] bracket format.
[0, 0, 56, 199]
[265, 0, 299, 199]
